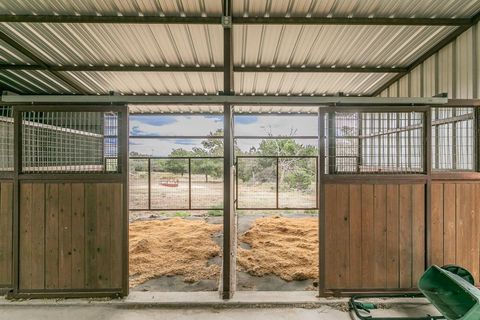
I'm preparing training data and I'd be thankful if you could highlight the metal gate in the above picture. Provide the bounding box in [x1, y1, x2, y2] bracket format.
[235, 155, 319, 210]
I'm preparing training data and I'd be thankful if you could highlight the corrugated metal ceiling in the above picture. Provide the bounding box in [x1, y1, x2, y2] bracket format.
[0, 0, 479, 96]
[234, 25, 455, 67]
[1, 0, 479, 18]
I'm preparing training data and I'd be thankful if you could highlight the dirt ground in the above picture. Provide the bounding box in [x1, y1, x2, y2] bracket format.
[237, 216, 319, 281]
[129, 218, 222, 287]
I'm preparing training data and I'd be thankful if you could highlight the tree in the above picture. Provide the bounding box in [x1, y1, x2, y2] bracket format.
[164, 148, 190, 176]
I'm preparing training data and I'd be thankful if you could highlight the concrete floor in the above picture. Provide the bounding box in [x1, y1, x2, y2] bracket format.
[0, 306, 350, 320]
[0, 292, 442, 320]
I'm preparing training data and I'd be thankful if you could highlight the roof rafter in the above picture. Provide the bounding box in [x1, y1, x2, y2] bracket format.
[0, 64, 406, 73]
[0, 30, 88, 94]
[0, 14, 471, 26]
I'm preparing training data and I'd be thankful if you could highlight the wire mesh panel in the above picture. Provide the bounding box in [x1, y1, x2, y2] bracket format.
[278, 157, 317, 209]
[237, 157, 277, 209]
[129, 159, 149, 209]
[432, 107, 474, 171]
[326, 111, 424, 174]
[21, 111, 119, 173]
[0, 106, 13, 171]
[150, 158, 189, 210]
[191, 158, 223, 209]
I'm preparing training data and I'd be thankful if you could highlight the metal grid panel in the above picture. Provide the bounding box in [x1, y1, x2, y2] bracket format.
[234, 0, 480, 18]
[236, 156, 318, 210]
[327, 111, 424, 174]
[432, 107, 475, 171]
[129, 158, 149, 209]
[190, 158, 223, 209]
[21, 111, 119, 173]
[150, 158, 189, 210]
[234, 25, 456, 68]
[278, 157, 317, 209]
[0, 106, 13, 171]
[237, 157, 277, 209]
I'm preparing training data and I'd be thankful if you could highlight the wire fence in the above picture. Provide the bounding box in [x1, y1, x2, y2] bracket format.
[21, 111, 120, 173]
[432, 107, 475, 171]
[236, 156, 318, 210]
[0, 106, 13, 171]
[129, 157, 223, 211]
[326, 111, 425, 174]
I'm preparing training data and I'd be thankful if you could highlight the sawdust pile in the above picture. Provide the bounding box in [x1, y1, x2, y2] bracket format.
[129, 218, 222, 287]
[238, 216, 318, 281]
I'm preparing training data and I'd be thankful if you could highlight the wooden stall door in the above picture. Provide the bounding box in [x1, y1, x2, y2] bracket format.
[431, 182, 480, 283]
[18, 182, 124, 295]
[324, 183, 425, 291]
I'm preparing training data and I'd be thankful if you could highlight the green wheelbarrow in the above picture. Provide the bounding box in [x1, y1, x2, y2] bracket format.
[350, 265, 480, 320]
[419, 265, 480, 320]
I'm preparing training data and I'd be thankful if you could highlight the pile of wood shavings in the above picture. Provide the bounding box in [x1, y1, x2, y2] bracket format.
[129, 218, 222, 287]
[238, 216, 319, 281]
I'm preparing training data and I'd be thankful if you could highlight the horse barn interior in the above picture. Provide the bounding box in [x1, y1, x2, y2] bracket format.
[1, 1, 480, 318]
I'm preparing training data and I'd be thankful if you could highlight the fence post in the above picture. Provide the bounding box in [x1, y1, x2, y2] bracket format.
[148, 158, 151, 210]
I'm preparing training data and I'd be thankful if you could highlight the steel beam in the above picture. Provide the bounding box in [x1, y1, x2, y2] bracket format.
[0, 64, 405, 73]
[0, 30, 88, 94]
[0, 94, 448, 105]
[371, 11, 480, 96]
[0, 14, 470, 26]
[222, 0, 235, 300]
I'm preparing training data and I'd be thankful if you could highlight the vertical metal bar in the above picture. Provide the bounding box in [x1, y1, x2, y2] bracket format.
[475, 107, 480, 172]
[408, 113, 412, 169]
[434, 109, 439, 170]
[452, 108, 457, 170]
[119, 105, 130, 297]
[11, 107, 21, 295]
[276, 157, 279, 209]
[318, 109, 326, 296]
[425, 109, 432, 269]
[222, 103, 235, 300]
[188, 158, 192, 210]
[221, 0, 234, 300]
[357, 112, 362, 173]
[396, 113, 400, 168]
[328, 112, 336, 174]
[235, 156, 239, 210]
[148, 158, 151, 210]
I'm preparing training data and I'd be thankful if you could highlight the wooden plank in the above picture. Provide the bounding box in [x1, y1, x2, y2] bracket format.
[348, 184, 362, 288]
[335, 184, 349, 288]
[84, 183, 97, 289]
[361, 184, 375, 288]
[19, 183, 33, 289]
[456, 184, 475, 279]
[324, 184, 337, 288]
[96, 183, 111, 288]
[473, 184, 480, 283]
[399, 184, 413, 288]
[430, 183, 444, 266]
[71, 183, 85, 289]
[373, 184, 387, 288]
[58, 183, 72, 289]
[110, 184, 123, 289]
[412, 184, 425, 287]
[30, 183, 45, 289]
[386, 184, 400, 288]
[443, 183, 456, 264]
[0, 182, 13, 286]
[45, 183, 59, 289]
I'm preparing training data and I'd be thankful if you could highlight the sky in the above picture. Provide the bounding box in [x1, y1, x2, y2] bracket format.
[129, 114, 319, 156]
